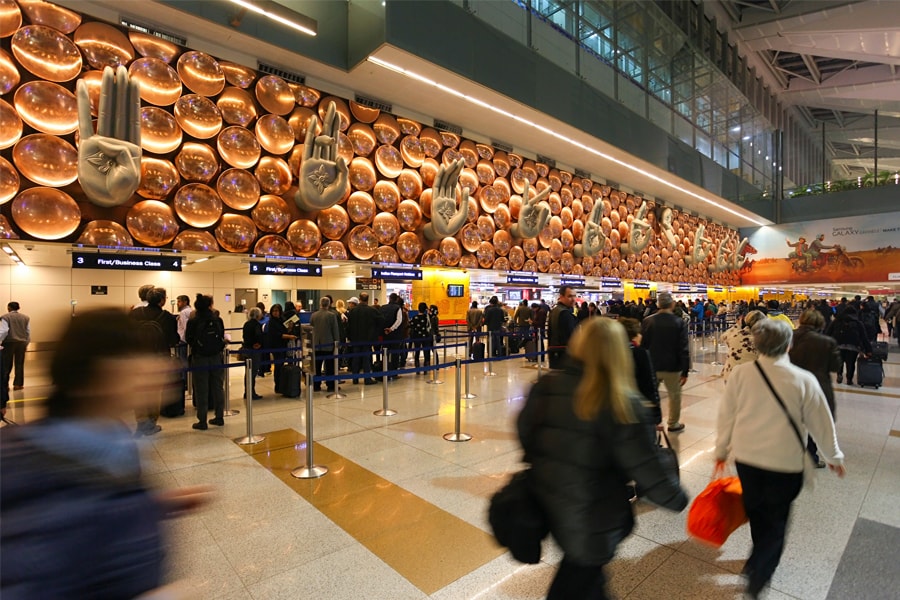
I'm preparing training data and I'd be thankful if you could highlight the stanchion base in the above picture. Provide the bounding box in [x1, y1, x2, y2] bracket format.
[462, 393, 477, 399]
[223, 409, 240, 416]
[374, 408, 397, 416]
[236, 435, 265, 445]
[711, 361, 723, 366]
[485, 371, 496, 377]
[291, 465, 328, 479]
[326, 391, 347, 399]
[425, 379, 444, 385]
[443, 432, 472, 442]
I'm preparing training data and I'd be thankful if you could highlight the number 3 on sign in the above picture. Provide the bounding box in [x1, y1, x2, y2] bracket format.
[77, 257, 84, 264]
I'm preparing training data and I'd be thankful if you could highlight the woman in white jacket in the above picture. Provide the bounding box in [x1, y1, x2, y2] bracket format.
[715, 318, 846, 599]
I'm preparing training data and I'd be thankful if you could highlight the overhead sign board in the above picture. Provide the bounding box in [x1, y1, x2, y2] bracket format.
[249, 262, 322, 276]
[72, 252, 182, 271]
[632, 281, 651, 289]
[600, 277, 621, 287]
[559, 276, 586, 287]
[507, 274, 539, 285]
[356, 277, 382, 290]
[371, 267, 422, 280]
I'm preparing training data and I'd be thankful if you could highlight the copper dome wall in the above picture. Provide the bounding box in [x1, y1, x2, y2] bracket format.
[0, 0, 743, 286]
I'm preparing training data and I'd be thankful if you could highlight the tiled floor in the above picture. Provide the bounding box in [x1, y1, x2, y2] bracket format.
[4, 334, 899, 599]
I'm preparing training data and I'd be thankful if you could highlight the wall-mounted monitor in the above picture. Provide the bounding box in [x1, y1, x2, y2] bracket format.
[447, 284, 465, 297]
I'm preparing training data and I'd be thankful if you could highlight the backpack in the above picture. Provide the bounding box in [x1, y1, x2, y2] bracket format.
[832, 318, 853, 342]
[193, 317, 225, 356]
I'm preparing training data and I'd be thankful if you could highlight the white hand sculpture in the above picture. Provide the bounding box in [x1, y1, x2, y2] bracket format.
[423, 158, 468, 241]
[729, 237, 749, 271]
[686, 224, 712, 265]
[510, 179, 550, 239]
[712, 239, 729, 272]
[574, 201, 607, 258]
[656, 206, 676, 248]
[76, 65, 141, 208]
[295, 101, 350, 211]
[623, 201, 652, 255]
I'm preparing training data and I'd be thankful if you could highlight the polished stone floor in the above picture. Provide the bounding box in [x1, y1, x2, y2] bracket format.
[4, 331, 899, 599]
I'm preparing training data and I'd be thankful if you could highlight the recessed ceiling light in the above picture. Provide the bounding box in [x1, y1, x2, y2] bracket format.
[194, 257, 210, 263]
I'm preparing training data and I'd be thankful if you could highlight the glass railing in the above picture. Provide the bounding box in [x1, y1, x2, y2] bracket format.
[786, 171, 900, 198]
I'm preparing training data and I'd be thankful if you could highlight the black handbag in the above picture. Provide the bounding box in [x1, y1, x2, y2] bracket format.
[633, 428, 680, 499]
[488, 469, 549, 564]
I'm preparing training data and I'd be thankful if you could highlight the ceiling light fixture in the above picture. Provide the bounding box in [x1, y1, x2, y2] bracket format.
[366, 56, 769, 227]
[194, 257, 210, 263]
[2, 246, 13, 254]
[225, 0, 317, 37]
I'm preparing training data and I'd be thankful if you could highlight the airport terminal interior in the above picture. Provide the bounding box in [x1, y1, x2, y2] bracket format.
[2, 0, 900, 598]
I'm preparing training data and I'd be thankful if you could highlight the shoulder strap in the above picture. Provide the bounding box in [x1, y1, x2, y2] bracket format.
[754, 361, 807, 454]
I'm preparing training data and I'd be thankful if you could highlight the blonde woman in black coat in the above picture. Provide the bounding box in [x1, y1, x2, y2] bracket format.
[517, 318, 687, 599]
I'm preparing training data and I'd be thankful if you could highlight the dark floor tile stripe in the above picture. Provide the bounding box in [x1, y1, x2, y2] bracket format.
[825, 517, 900, 600]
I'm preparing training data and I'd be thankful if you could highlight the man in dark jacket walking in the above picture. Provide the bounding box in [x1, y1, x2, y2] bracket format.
[825, 305, 872, 385]
[547, 287, 577, 369]
[641, 292, 690, 432]
[483, 296, 506, 357]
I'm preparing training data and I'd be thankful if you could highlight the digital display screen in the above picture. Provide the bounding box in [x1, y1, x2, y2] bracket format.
[72, 252, 182, 271]
[447, 284, 464, 297]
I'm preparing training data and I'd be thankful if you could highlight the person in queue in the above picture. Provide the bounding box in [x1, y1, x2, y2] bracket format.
[0, 308, 212, 598]
[518, 317, 687, 599]
[547, 286, 577, 369]
[185, 294, 226, 430]
[466, 300, 484, 346]
[311, 296, 341, 391]
[175, 295, 191, 343]
[789, 309, 840, 467]
[720, 310, 766, 383]
[483, 296, 506, 357]
[641, 292, 690, 432]
[347, 292, 380, 385]
[241, 307, 264, 400]
[380, 293, 404, 378]
[619, 317, 662, 427]
[0, 302, 30, 397]
[715, 318, 845, 599]
[410, 302, 434, 371]
[264, 303, 297, 395]
[130, 287, 178, 436]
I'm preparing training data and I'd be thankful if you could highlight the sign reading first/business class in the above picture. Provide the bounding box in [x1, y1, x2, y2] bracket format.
[72, 252, 182, 271]
[249, 262, 322, 276]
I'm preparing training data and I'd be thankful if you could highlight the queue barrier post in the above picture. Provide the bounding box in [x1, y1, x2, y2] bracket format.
[443, 358, 472, 442]
[485, 334, 496, 377]
[463, 337, 476, 399]
[374, 346, 396, 416]
[426, 342, 443, 385]
[327, 341, 346, 399]
[688, 321, 699, 373]
[222, 346, 239, 416]
[711, 324, 723, 366]
[236, 358, 264, 445]
[291, 372, 328, 479]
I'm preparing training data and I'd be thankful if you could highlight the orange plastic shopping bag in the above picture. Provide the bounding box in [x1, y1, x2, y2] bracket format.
[686, 476, 748, 547]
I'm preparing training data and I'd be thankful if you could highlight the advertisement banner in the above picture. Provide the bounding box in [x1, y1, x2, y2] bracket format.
[739, 211, 900, 284]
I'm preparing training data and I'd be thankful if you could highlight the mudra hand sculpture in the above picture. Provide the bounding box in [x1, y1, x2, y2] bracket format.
[686, 224, 712, 265]
[510, 179, 550, 239]
[295, 102, 350, 211]
[574, 201, 607, 258]
[623, 200, 652, 255]
[76, 66, 141, 207]
[423, 158, 468, 241]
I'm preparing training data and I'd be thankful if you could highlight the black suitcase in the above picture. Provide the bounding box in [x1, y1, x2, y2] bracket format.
[856, 356, 884, 388]
[471, 341, 485, 361]
[161, 350, 186, 417]
[524, 339, 537, 362]
[872, 341, 889, 361]
[280, 365, 302, 397]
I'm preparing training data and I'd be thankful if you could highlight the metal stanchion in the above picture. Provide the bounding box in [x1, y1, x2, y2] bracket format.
[222, 347, 239, 416]
[539, 329, 546, 370]
[292, 372, 328, 479]
[327, 341, 346, 399]
[463, 337, 476, 399]
[442, 329, 448, 363]
[236, 358, 263, 445]
[688, 322, 699, 373]
[444, 358, 472, 442]
[711, 324, 723, 366]
[426, 343, 443, 385]
[485, 334, 496, 376]
[374, 347, 396, 416]
[699, 319, 708, 352]
[536, 341, 543, 378]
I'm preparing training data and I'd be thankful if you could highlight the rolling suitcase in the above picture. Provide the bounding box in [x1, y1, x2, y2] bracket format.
[280, 340, 303, 398]
[161, 346, 187, 417]
[471, 341, 485, 361]
[856, 356, 884, 389]
[524, 339, 537, 362]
